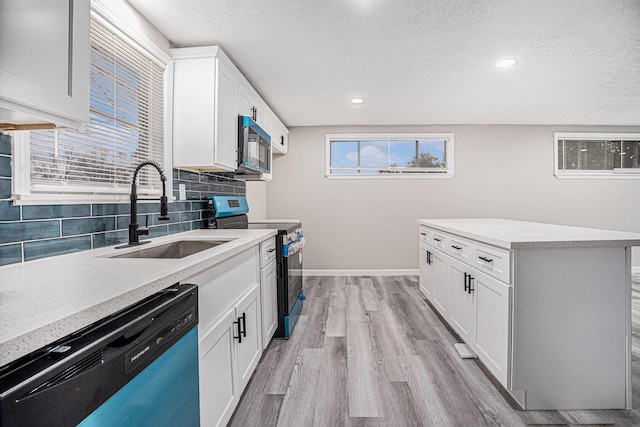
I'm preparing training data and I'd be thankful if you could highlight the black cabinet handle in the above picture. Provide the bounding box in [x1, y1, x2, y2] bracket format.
[233, 318, 242, 343]
[280, 136, 285, 145]
[464, 272, 469, 292]
[433, 237, 442, 242]
[468, 276, 475, 294]
[420, 233, 427, 236]
[267, 248, 276, 253]
[240, 313, 247, 338]
[479, 256, 493, 263]
[250, 106, 257, 121]
[451, 245, 462, 250]
[426, 250, 432, 265]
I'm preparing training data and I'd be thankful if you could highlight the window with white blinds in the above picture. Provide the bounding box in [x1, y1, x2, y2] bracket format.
[28, 17, 166, 195]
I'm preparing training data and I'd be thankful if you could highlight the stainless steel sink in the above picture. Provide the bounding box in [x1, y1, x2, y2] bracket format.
[110, 240, 234, 259]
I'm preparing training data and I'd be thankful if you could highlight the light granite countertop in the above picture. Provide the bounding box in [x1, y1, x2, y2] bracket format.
[418, 218, 640, 250]
[0, 228, 277, 367]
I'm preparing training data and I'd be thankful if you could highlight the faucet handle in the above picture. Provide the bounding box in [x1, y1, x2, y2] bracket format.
[136, 215, 149, 237]
[159, 195, 170, 221]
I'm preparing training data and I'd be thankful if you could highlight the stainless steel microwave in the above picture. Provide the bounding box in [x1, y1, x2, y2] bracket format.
[237, 116, 271, 175]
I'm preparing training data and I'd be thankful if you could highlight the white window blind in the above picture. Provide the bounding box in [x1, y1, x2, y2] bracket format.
[29, 17, 165, 194]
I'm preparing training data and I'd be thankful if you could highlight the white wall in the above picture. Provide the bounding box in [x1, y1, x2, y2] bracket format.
[246, 181, 267, 220]
[266, 125, 640, 272]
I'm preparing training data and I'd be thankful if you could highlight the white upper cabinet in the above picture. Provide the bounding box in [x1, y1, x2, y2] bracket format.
[171, 45, 288, 174]
[0, 0, 90, 128]
[269, 114, 288, 156]
[171, 46, 239, 172]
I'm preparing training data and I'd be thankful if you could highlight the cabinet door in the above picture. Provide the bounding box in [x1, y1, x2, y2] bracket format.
[214, 55, 239, 170]
[419, 244, 433, 300]
[474, 271, 510, 387]
[260, 259, 278, 348]
[448, 258, 476, 343]
[238, 82, 262, 122]
[0, 0, 89, 127]
[430, 249, 449, 319]
[199, 308, 239, 427]
[235, 283, 263, 390]
[272, 124, 288, 155]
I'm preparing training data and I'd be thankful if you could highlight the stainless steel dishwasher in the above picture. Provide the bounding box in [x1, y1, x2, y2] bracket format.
[0, 284, 199, 426]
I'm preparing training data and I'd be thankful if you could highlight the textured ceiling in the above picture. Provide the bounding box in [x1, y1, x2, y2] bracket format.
[127, 0, 640, 127]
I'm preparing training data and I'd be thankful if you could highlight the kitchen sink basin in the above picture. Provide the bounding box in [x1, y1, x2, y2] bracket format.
[110, 240, 234, 259]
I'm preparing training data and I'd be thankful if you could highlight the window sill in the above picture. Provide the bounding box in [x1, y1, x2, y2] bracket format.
[12, 194, 176, 206]
[554, 172, 640, 180]
[325, 173, 455, 180]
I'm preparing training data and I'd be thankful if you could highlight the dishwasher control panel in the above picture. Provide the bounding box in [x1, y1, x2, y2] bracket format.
[125, 307, 196, 375]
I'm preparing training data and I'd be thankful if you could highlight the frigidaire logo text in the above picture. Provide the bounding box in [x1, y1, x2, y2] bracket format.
[131, 345, 150, 362]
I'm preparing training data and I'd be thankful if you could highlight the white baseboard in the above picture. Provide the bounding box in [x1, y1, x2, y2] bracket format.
[304, 269, 419, 277]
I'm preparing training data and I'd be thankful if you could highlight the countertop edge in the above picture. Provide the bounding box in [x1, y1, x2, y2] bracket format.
[417, 218, 640, 250]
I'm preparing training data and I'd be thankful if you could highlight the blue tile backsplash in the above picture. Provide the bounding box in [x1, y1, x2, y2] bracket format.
[0, 132, 246, 266]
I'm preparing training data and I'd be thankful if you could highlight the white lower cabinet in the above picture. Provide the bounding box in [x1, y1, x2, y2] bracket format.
[474, 271, 510, 386]
[429, 249, 449, 319]
[448, 258, 476, 343]
[198, 284, 262, 427]
[260, 259, 278, 347]
[188, 245, 268, 426]
[418, 243, 432, 299]
[235, 283, 263, 391]
[420, 229, 511, 390]
[199, 308, 238, 427]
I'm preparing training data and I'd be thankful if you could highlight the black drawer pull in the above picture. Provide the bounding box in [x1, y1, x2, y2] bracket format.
[420, 233, 427, 236]
[267, 248, 276, 253]
[479, 256, 493, 263]
[427, 251, 432, 265]
[464, 272, 469, 292]
[468, 276, 475, 294]
[433, 237, 442, 242]
[451, 245, 462, 250]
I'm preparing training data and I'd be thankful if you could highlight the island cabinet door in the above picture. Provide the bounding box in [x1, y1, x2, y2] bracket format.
[474, 270, 510, 388]
[448, 258, 476, 344]
[419, 243, 433, 300]
[429, 249, 449, 319]
[199, 308, 239, 427]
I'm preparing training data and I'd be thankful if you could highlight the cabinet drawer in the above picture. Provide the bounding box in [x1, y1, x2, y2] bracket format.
[259, 238, 277, 268]
[419, 226, 430, 244]
[473, 244, 511, 284]
[428, 230, 449, 251]
[447, 235, 473, 262]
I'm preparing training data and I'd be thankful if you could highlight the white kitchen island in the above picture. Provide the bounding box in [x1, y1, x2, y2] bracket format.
[417, 218, 640, 410]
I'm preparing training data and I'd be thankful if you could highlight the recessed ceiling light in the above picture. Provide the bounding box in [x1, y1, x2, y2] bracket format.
[350, 98, 365, 104]
[496, 58, 517, 68]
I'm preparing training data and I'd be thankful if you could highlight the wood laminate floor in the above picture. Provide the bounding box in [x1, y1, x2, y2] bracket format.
[229, 276, 640, 426]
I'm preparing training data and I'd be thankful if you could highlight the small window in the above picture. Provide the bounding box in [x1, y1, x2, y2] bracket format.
[555, 132, 640, 179]
[326, 133, 454, 179]
[13, 12, 171, 204]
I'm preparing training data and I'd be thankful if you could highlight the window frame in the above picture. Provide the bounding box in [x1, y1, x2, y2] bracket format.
[325, 133, 455, 179]
[554, 132, 640, 180]
[12, 4, 173, 205]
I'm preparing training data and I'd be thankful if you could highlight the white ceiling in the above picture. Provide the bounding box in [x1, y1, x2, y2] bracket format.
[127, 0, 640, 127]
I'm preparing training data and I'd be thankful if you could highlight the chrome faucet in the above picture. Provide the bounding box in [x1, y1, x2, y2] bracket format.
[116, 160, 170, 248]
